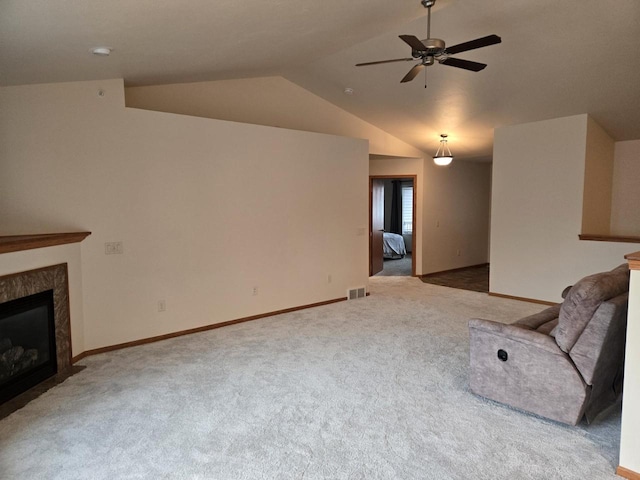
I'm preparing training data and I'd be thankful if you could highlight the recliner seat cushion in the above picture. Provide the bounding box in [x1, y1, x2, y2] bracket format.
[555, 264, 629, 353]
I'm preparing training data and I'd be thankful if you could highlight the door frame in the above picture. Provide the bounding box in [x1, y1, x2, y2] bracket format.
[369, 174, 418, 277]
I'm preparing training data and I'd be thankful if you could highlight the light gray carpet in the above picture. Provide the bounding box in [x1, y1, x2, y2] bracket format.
[0, 277, 621, 479]
[376, 254, 412, 276]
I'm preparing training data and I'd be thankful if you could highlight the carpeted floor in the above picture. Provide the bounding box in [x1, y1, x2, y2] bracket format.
[375, 253, 412, 277]
[421, 264, 490, 292]
[0, 277, 621, 479]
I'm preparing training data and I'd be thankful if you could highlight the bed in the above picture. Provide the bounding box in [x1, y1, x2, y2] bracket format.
[382, 232, 406, 259]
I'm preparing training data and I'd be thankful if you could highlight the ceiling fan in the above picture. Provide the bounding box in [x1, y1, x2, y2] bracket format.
[356, 0, 501, 84]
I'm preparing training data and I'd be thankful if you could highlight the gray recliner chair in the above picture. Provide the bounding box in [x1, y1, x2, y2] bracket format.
[469, 264, 629, 425]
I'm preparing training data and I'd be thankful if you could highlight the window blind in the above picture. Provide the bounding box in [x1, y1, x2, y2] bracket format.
[401, 186, 413, 234]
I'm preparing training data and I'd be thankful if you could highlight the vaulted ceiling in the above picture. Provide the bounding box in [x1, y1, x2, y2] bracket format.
[2, 0, 639, 159]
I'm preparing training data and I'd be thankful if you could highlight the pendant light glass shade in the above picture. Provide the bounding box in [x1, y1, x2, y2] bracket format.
[433, 134, 453, 166]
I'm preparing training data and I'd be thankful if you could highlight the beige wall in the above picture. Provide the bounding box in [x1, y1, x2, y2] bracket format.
[0, 79, 369, 352]
[129, 76, 493, 277]
[611, 139, 640, 236]
[582, 117, 614, 235]
[126, 76, 424, 159]
[620, 266, 640, 474]
[422, 160, 492, 274]
[491, 114, 634, 302]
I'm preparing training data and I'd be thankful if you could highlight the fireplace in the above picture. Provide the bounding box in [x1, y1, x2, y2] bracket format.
[0, 289, 57, 404]
[0, 264, 73, 412]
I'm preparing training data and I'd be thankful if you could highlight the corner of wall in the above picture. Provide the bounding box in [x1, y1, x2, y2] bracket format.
[611, 139, 640, 236]
[489, 114, 630, 302]
[582, 116, 615, 235]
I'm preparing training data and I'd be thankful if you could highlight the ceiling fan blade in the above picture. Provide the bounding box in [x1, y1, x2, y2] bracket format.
[445, 34, 502, 55]
[399, 35, 426, 52]
[440, 57, 487, 72]
[356, 58, 414, 67]
[401, 64, 424, 83]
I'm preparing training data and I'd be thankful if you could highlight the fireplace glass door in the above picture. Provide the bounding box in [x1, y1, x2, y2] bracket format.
[0, 289, 57, 404]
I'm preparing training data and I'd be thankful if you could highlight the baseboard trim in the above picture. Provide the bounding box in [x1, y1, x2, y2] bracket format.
[488, 292, 558, 306]
[616, 466, 640, 480]
[421, 263, 489, 278]
[72, 296, 347, 363]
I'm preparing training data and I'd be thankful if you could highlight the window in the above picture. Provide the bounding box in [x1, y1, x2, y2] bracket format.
[401, 185, 413, 234]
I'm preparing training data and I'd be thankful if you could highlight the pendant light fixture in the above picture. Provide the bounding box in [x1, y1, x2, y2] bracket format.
[433, 134, 453, 166]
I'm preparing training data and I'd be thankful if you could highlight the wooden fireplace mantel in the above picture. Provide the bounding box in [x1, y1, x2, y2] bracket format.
[0, 232, 91, 255]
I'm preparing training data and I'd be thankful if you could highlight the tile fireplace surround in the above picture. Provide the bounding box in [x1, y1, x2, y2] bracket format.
[0, 263, 73, 376]
[0, 232, 90, 418]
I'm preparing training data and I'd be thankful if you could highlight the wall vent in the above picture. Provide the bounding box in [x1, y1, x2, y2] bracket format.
[347, 287, 366, 300]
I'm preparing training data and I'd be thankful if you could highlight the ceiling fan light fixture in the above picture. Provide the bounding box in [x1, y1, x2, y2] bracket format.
[434, 156, 453, 166]
[433, 134, 453, 166]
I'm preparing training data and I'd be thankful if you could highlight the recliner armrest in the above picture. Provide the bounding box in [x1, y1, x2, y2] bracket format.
[469, 318, 562, 355]
[512, 305, 560, 331]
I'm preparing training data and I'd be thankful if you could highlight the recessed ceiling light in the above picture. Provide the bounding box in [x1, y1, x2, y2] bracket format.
[343, 87, 354, 95]
[91, 47, 112, 56]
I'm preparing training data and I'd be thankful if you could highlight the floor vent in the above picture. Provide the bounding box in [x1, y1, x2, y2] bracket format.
[347, 287, 366, 300]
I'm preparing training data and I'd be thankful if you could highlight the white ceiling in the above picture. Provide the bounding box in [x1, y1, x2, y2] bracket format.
[2, 0, 639, 158]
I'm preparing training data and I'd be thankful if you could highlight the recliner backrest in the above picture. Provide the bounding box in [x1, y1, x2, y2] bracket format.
[568, 293, 628, 385]
[555, 264, 629, 354]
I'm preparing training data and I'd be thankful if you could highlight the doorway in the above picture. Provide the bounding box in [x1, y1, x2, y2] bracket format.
[369, 175, 417, 277]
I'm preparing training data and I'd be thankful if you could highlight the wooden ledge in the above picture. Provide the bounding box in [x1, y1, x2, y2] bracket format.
[0, 232, 91, 254]
[625, 251, 640, 271]
[579, 234, 640, 244]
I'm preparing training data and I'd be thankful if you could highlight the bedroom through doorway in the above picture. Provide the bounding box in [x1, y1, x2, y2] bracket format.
[369, 176, 416, 277]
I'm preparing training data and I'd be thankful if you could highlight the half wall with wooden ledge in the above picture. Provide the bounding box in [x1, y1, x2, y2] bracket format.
[617, 251, 640, 480]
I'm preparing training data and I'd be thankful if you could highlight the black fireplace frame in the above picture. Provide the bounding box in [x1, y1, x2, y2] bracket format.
[0, 289, 58, 404]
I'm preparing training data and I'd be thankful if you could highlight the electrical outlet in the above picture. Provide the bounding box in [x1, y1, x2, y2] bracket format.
[157, 300, 166, 312]
[456, 249, 461, 256]
[105, 241, 123, 255]
[252, 286, 259, 296]
[328, 274, 332, 284]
